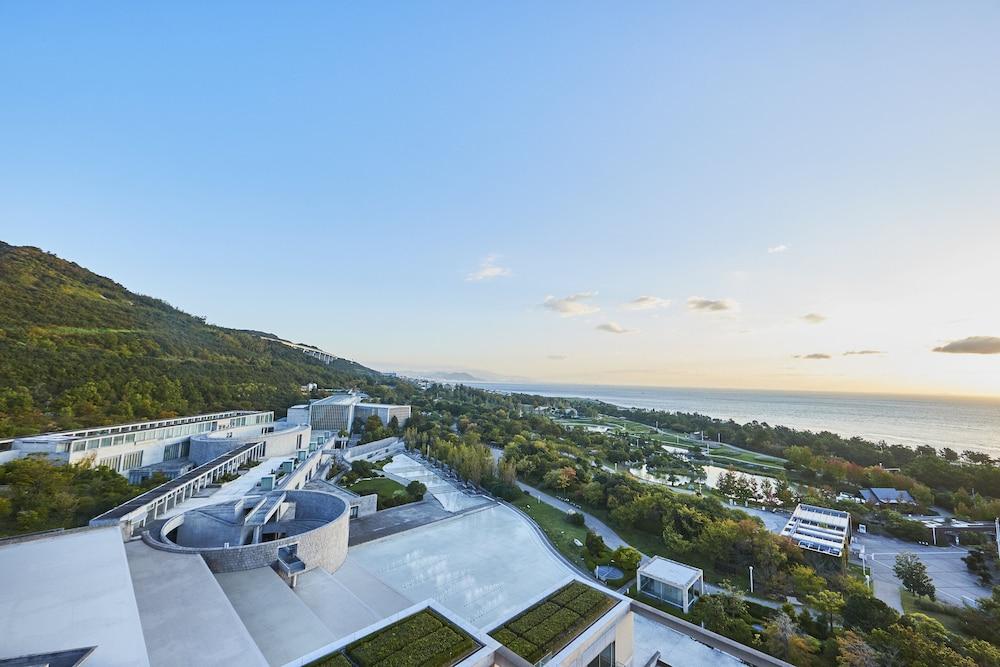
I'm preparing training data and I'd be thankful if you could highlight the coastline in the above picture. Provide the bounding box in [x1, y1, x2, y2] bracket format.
[464, 381, 1000, 455]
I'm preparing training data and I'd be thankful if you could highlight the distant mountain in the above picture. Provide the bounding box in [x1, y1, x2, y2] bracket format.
[0, 242, 384, 437]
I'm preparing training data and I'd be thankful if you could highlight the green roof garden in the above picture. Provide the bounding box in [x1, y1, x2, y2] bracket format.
[489, 581, 617, 663]
[307, 608, 480, 667]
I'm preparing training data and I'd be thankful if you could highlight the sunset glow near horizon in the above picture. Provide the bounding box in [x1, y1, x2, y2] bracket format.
[2, 3, 999, 398]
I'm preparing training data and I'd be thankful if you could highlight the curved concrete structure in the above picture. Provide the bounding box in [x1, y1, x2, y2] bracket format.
[189, 421, 311, 466]
[147, 490, 348, 575]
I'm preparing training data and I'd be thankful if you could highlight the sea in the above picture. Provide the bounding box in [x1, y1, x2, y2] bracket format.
[468, 383, 1000, 456]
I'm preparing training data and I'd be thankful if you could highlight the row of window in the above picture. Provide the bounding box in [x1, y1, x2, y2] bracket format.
[68, 413, 274, 453]
[98, 450, 144, 472]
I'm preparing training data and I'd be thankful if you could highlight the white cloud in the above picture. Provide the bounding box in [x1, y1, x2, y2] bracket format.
[542, 292, 600, 317]
[767, 244, 789, 254]
[801, 312, 826, 324]
[596, 322, 634, 334]
[547, 354, 567, 360]
[466, 254, 511, 281]
[622, 295, 671, 311]
[687, 296, 737, 312]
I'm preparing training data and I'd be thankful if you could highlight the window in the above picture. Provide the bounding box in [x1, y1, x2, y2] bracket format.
[350, 505, 359, 519]
[587, 642, 615, 667]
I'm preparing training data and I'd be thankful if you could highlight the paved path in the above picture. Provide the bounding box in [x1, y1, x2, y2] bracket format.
[516, 481, 799, 613]
[517, 482, 630, 551]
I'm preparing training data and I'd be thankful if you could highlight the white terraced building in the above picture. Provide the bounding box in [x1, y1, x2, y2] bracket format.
[6, 410, 277, 477]
[780, 503, 852, 557]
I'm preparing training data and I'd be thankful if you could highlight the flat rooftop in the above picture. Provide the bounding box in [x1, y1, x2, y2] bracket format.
[638, 556, 702, 588]
[15, 410, 269, 443]
[0, 527, 150, 667]
[348, 504, 575, 629]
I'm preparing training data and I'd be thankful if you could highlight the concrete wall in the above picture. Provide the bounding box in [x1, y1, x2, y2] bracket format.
[286, 405, 311, 426]
[149, 491, 349, 574]
[0, 450, 26, 464]
[343, 436, 405, 463]
[189, 422, 310, 467]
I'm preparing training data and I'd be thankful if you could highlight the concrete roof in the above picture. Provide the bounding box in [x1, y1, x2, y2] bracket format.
[0, 527, 150, 667]
[291, 559, 411, 639]
[125, 541, 266, 667]
[216, 567, 334, 666]
[638, 556, 702, 589]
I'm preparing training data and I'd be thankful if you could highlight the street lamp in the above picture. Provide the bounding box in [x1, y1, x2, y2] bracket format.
[748, 565, 754, 594]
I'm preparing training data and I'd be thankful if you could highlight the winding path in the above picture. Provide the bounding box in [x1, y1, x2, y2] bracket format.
[516, 482, 630, 552]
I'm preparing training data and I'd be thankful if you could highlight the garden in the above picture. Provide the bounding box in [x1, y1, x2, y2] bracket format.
[308, 608, 479, 667]
[489, 581, 616, 663]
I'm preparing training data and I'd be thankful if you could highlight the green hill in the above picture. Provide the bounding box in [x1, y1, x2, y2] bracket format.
[0, 241, 383, 437]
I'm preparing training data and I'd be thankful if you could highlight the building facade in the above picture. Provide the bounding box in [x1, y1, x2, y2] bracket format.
[10, 410, 274, 477]
[286, 392, 411, 434]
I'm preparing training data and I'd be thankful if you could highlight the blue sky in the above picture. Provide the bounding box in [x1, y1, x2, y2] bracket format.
[3, 3, 1000, 396]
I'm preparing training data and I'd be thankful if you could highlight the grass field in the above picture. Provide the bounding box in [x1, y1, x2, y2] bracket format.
[348, 477, 418, 510]
[511, 494, 590, 570]
[900, 590, 969, 636]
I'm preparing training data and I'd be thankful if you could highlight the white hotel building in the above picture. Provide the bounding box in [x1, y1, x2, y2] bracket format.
[4, 410, 307, 481]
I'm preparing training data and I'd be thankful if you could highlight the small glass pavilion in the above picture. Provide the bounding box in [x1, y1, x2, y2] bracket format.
[637, 556, 704, 614]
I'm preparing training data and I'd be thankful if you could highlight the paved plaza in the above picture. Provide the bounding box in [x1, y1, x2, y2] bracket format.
[382, 454, 492, 512]
[855, 532, 990, 609]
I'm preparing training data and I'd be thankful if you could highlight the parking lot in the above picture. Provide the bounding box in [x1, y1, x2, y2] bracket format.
[853, 532, 990, 610]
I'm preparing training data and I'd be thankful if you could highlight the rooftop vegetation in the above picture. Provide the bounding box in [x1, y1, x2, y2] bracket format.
[490, 581, 616, 663]
[308, 608, 478, 667]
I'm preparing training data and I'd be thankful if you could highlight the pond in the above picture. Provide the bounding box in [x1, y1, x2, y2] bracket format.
[630, 463, 778, 497]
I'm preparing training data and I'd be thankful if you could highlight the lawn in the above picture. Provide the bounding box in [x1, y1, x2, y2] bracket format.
[308, 609, 478, 667]
[900, 590, 969, 636]
[348, 477, 418, 510]
[490, 581, 616, 663]
[511, 494, 590, 571]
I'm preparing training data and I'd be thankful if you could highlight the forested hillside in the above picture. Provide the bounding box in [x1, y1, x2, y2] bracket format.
[0, 241, 382, 437]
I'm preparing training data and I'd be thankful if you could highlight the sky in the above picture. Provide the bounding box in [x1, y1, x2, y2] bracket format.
[2, 2, 1000, 397]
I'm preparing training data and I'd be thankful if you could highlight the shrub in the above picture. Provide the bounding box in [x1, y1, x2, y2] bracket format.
[565, 511, 585, 527]
[406, 480, 427, 499]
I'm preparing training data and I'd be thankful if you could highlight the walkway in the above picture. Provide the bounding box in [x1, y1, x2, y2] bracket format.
[516, 482, 630, 551]
[517, 482, 801, 612]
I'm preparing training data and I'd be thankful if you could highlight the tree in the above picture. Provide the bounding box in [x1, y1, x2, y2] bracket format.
[836, 631, 879, 667]
[585, 530, 607, 556]
[763, 612, 819, 666]
[690, 586, 756, 647]
[790, 564, 824, 597]
[612, 546, 642, 572]
[565, 511, 585, 527]
[893, 553, 936, 600]
[542, 466, 576, 490]
[805, 590, 845, 634]
[406, 481, 427, 499]
[842, 593, 899, 633]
